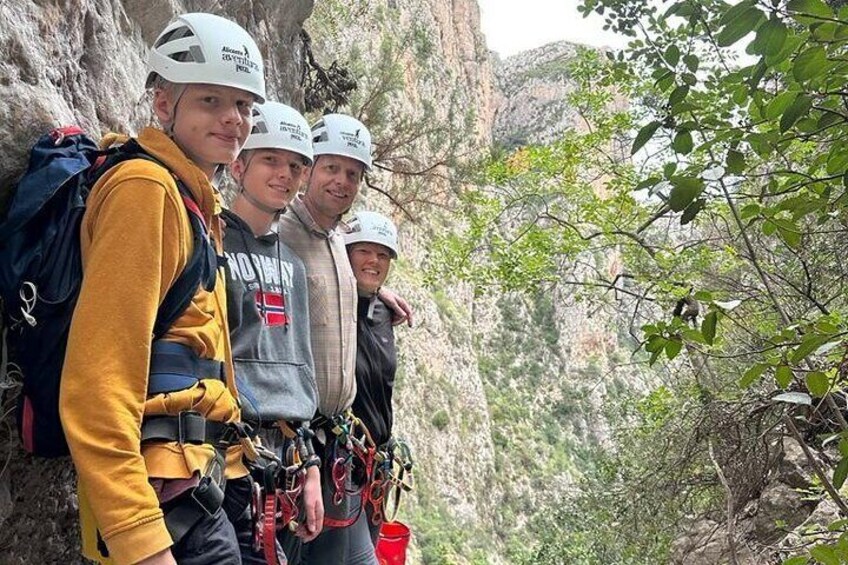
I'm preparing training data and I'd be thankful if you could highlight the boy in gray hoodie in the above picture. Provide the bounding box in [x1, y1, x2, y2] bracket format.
[223, 101, 322, 563]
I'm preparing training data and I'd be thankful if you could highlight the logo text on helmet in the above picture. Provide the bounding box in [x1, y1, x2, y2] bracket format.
[373, 224, 393, 237]
[221, 45, 260, 75]
[340, 130, 366, 150]
[279, 121, 307, 141]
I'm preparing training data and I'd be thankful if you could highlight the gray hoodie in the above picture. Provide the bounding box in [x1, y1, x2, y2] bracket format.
[222, 209, 318, 426]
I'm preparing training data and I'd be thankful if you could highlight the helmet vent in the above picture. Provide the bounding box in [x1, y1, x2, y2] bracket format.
[251, 122, 269, 134]
[168, 50, 197, 63]
[154, 25, 195, 48]
[313, 131, 329, 143]
[165, 45, 205, 63]
[188, 45, 206, 63]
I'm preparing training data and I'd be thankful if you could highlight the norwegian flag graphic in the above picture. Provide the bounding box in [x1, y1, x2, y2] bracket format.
[255, 290, 289, 326]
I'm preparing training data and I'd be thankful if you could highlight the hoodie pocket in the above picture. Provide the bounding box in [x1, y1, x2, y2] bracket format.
[234, 359, 318, 425]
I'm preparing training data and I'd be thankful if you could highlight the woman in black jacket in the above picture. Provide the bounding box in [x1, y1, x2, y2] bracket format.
[344, 211, 405, 556]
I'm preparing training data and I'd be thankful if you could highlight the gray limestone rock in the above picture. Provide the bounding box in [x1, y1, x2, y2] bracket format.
[0, 1, 312, 560]
[753, 482, 815, 542]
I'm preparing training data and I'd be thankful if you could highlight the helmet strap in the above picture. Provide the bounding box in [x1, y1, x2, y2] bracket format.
[163, 84, 187, 138]
[239, 184, 283, 216]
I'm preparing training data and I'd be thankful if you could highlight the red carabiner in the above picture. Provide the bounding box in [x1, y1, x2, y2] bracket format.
[331, 457, 347, 506]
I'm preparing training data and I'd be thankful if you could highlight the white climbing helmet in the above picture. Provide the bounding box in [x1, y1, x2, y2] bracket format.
[344, 211, 398, 259]
[242, 101, 314, 164]
[146, 12, 266, 103]
[311, 114, 372, 171]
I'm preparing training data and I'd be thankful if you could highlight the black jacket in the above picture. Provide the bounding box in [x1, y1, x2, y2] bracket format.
[352, 295, 397, 446]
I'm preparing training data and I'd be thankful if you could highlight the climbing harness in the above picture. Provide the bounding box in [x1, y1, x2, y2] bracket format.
[314, 411, 414, 529]
[249, 422, 320, 565]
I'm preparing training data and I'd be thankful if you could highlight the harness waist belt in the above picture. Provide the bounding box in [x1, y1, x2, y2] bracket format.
[149, 340, 224, 395]
[141, 411, 232, 446]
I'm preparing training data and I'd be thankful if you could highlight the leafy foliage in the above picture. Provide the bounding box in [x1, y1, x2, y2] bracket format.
[430, 0, 848, 561]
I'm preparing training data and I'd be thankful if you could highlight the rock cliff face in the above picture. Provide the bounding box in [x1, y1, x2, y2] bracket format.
[0, 0, 312, 197]
[670, 438, 837, 565]
[493, 41, 584, 148]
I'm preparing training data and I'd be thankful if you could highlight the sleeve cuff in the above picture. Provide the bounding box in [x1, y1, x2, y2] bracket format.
[104, 513, 172, 565]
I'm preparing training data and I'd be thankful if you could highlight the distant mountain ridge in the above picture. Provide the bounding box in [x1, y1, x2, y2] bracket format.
[493, 40, 586, 148]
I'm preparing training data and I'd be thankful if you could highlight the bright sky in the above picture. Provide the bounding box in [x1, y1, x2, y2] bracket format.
[478, 0, 629, 57]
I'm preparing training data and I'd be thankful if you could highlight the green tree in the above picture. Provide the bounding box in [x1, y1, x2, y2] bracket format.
[306, 1, 480, 218]
[433, 1, 848, 561]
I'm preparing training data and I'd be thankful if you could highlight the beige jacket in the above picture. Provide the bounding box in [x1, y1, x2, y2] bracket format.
[277, 195, 357, 416]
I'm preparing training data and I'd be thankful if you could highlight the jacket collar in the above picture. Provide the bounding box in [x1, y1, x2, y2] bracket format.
[289, 195, 339, 238]
[134, 127, 218, 224]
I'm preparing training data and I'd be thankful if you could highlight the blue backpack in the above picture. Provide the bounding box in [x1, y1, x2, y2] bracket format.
[0, 126, 217, 458]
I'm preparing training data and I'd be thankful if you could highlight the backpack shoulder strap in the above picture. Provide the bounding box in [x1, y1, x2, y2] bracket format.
[153, 180, 217, 339]
[92, 140, 217, 339]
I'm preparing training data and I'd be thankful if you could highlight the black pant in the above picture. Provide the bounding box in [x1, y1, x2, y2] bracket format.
[170, 506, 241, 565]
[300, 440, 377, 565]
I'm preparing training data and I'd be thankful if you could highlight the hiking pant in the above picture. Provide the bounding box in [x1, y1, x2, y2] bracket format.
[300, 440, 378, 565]
[277, 508, 304, 564]
[171, 505, 241, 564]
[366, 503, 381, 547]
[300, 489, 378, 565]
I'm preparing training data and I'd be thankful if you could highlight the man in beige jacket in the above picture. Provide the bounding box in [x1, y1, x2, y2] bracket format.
[278, 113, 409, 564]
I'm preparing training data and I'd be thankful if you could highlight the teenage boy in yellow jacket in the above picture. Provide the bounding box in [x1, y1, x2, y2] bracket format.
[59, 13, 265, 565]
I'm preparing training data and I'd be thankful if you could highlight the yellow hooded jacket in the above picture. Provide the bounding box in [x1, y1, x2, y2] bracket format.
[59, 127, 248, 565]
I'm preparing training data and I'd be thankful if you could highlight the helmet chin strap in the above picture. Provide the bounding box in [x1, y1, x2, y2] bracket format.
[240, 184, 283, 215]
[163, 84, 187, 138]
